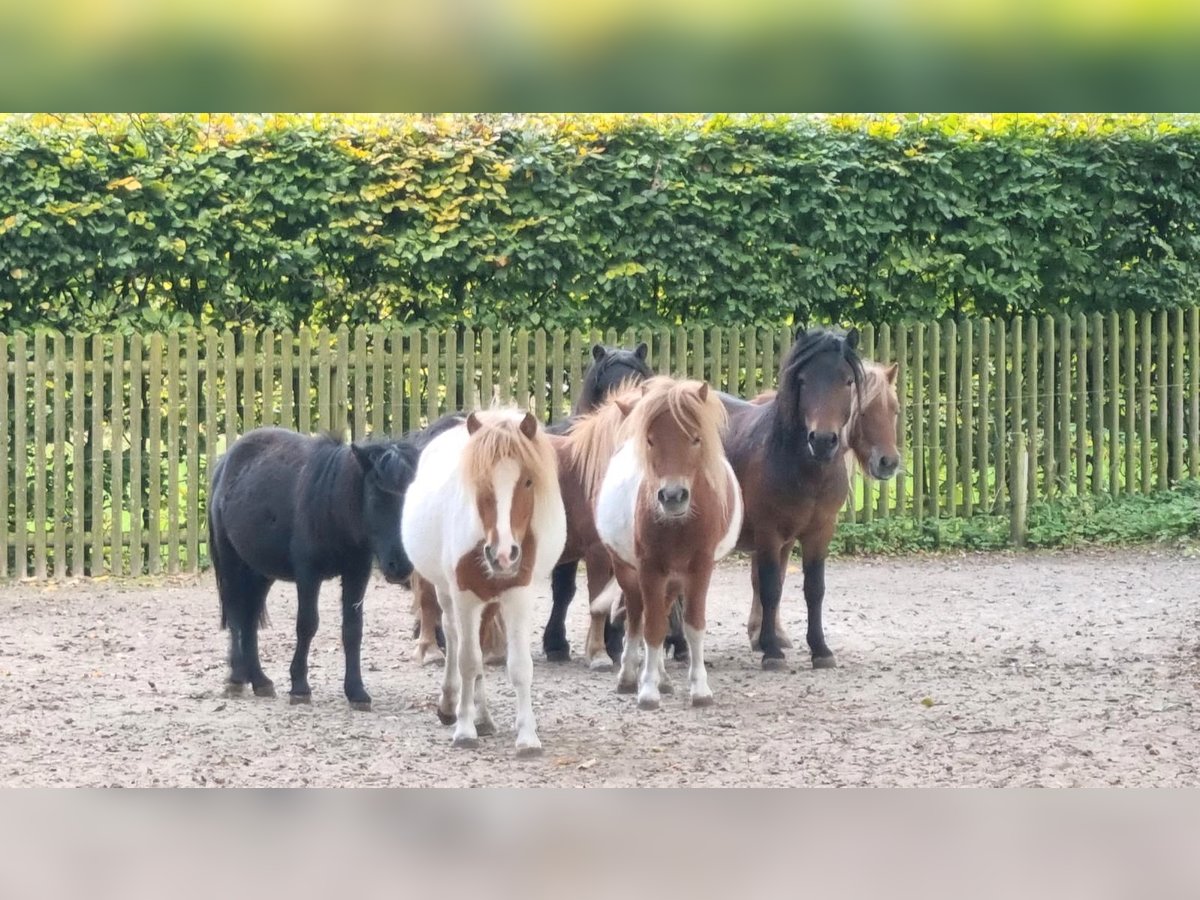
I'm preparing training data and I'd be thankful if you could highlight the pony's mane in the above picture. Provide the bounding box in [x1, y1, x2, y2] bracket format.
[461, 409, 559, 501]
[622, 377, 730, 517]
[297, 432, 359, 522]
[775, 327, 866, 434]
[848, 361, 899, 476]
[566, 377, 645, 502]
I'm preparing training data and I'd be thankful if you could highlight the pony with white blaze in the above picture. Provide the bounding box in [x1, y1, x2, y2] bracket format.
[401, 409, 566, 757]
[594, 377, 743, 710]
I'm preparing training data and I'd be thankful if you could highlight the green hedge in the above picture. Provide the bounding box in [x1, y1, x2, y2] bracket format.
[3, 114, 1199, 332]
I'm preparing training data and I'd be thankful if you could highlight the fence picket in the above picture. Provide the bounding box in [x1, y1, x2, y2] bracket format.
[33, 333, 48, 578]
[52, 333, 67, 578]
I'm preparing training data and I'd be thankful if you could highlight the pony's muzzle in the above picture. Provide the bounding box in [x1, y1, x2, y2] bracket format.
[871, 452, 900, 480]
[656, 485, 691, 518]
[484, 542, 522, 576]
[381, 553, 414, 584]
[808, 431, 840, 462]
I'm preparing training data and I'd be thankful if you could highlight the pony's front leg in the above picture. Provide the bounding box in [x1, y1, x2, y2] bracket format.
[339, 564, 373, 710]
[746, 540, 794, 651]
[503, 592, 543, 757]
[802, 526, 837, 669]
[289, 573, 321, 702]
[436, 588, 460, 726]
[637, 571, 671, 710]
[451, 594, 485, 749]
[682, 568, 714, 707]
[754, 543, 788, 670]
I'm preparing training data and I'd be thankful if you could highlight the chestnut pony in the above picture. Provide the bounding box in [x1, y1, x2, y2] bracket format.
[741, 359, 900, 650]
[401, 410, 565, 756]
[595, 378, 743, 709]
[720, 327, 864, 670]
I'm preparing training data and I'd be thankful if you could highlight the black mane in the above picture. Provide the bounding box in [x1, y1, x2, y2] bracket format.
[297, 433, 360, 528]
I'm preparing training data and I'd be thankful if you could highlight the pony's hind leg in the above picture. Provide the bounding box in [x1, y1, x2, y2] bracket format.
[288, 575, 321, 703]
[504, 593, 542, 757]
[682, 570, 714, 707]
[339, 565, 372, 710]
[542, 560, 578, 662]
[481, 604, 507, 667]
[451, 595, 484, 749]
[584, 547, 618, 671]
[613, 563, 643, 695]
[411, 575, 444, 666]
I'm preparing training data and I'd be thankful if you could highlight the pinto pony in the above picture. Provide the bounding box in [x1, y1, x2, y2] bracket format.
[595, 378, 743, 709]
[401, 410, 566, 756]
[208, 427, 420, 709]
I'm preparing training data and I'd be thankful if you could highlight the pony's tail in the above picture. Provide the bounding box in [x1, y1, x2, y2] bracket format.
[590, 576, 624, 622]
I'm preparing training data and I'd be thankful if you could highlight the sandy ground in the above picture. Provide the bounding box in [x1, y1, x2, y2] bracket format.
[0, 548, 1197, 787]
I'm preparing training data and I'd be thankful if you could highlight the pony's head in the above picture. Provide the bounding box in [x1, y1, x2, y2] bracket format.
[577, 342, 652, 413]
[776, 327, 864, 463]
[462, 410, 559, 578]
[623, 377, 728, 521]
[849, 361, 901, 480]
[350, 440, 421, 583]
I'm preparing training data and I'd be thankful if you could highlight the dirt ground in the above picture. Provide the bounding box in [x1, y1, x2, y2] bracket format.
[0, 548, 1197, 787]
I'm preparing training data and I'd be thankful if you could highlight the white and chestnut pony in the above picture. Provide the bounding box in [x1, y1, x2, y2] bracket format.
[401, 410, 566, 756]
[594, 377, 743, 709]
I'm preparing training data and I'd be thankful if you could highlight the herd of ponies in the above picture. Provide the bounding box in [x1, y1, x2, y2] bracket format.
[207, 327, 901, 756]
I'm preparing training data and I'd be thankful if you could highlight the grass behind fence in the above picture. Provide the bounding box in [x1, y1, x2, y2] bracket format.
[3, 309, 1199, 579]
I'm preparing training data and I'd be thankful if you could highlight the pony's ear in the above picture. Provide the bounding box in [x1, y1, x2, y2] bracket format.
[793, 325, 808, 341]
[375, 445, 419, 493]
[634, 342, 649, 361]
[615, 398, 636, 418]
[350, 443, 373, 472]
[466, 412, 483, 435]
[519, 411, 538, 439]
[884, 362, 899, 383]
[591, 343, 607, 363]
[696, 382, 709, 402]
[845, 327, 860, 350]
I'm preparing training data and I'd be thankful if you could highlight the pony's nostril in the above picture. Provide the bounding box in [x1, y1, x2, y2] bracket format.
[510, 544, 521, 562]
[657, 489, 668, 504]
[679, 488, 689, 502]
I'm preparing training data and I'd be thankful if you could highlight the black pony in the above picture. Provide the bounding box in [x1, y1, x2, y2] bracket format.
[542, 342, 653, 662]
[209, 427, 420, 710]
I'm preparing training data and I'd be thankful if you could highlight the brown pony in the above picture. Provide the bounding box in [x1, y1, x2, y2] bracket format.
[594, 377, 742, 709]
[743, 358, 900, 650]
[721, 327, 864, 670]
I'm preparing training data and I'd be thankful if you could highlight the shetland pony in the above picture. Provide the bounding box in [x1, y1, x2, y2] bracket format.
[742, 359, 900, 650]
[401, 410, 566, 756]
[208, 427, 420, 709]
[595, 378, 743, 709]
[720, 327, 864, 670]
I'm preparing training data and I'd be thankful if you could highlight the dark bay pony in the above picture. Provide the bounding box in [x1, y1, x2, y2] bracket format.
[208, 427, 420, 709]
[543, 342, 653, 661]
[720, 327, 865, 670]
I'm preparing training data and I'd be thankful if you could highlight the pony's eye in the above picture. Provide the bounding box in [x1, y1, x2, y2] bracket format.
[647, 438, 654, 447]
[524, 478, 533, 488]
[692, 436, 701, 446]
[846, 378, 853, 387]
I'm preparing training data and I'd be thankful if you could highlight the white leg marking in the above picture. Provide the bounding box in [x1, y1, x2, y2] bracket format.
[452, 598, 483, 748]
[685, 623, 714, 707]
[638, 642, 663, 710]
[504, 593, 542, 757]
[617, 625, 641, 694]
[438, 595, 460, 724]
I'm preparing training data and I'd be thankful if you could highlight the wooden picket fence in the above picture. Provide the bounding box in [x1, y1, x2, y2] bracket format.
[3, 309, 1199, 580]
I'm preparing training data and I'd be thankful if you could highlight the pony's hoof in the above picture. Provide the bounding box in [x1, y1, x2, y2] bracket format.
[288, 692, 312, 705]
[778, 633, 794, 650]
[484, 654, 507, 667]
[224, 682, 246, 697]
[516, 744, 544, 759]
[691, 693, 715, 708]
[475, 719, 497, 737]
[812, 655, 837, 670]
[616, 680, 637, 695]
[436, 708, 457, 726]
[637, 696, 661, 711]
[761, 655, 787, 672]
[252, 682, 276, 698]
[452, 735, 480, 750]
[588, 656, 614, 672]
[659, 681, 675, 695]
[412, 645, 444, 666]
[349, 700, 372, 712]
[545, 648, 571, 663]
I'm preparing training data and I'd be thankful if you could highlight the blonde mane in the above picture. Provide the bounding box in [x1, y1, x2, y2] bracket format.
[848, 361, 900, 476]
[565, 378, 645, 503]
[621, 376, 731, 517]
[461, 409, 559, 503]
